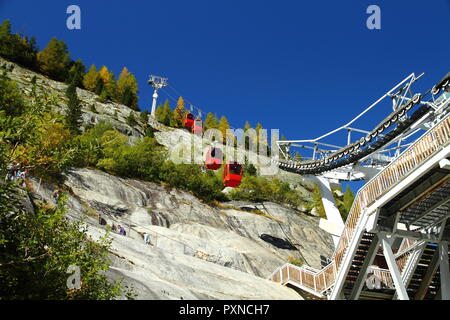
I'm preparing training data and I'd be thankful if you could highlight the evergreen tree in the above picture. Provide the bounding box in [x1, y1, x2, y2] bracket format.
[244, 121, 251, 131]
[295, 151, 302, 162]
[255, 122, 265, 153]
[37, 37, 70, 81]
[0, 20, 13, 58]
[160, 100, 173, 126]
[218, 116, 231, 143]
[255, 122, 263, 135]
[172, 97, 186, 128]
[126, 112, 137, 127]
[98, 66, 116, 101]
[117, 67, 139, 110]
[120, 86, 133, 107]
[0, 20, 39, 70]
[83, 65, 99, 91]
[65, 80, 83, 134]
[139, 110, 149, 123]
[342, 185, 355, 220]
[155, 104, 164, 122]
[94, 77, 104, 96]
[244, 121, 252, 149]
[67, 59, 86, 88]
[244, 163, 257, 176]
[204, 112, 219, 131]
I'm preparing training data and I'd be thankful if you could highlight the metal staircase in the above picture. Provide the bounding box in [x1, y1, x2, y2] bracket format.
[269, 115, 450, 299]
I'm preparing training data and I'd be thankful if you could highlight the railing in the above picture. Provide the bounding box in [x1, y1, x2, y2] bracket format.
[398, 238, 416, 253]
[368, 267, 395, 289]
[270, 115, 450, 296]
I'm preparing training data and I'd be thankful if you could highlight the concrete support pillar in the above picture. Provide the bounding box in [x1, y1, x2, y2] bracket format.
[151, 89, 159, 116]
[314, 176, 344, 248]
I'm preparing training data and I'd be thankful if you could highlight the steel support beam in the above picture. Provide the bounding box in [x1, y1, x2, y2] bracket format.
[380, 233, 410, 300]
[329, 215, 369, 300]
[408, 197, 450, 228]
[349, 235, 381, 300]
[439, 241, 450, 300]
[415, 250, 440, 300]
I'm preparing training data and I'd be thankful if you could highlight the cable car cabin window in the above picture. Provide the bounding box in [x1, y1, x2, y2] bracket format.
[210, 148, 222, 158]
[228, 164, 242, 175]
[184, 113, 195, 128]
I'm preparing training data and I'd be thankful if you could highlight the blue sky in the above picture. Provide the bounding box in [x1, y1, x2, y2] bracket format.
[1, 0, 449, 159]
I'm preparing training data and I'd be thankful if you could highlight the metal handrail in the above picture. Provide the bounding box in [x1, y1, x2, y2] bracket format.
[270, 115, 450, 295]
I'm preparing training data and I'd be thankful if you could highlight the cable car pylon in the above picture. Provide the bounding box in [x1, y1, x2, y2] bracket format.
[148, 75, 168, 117]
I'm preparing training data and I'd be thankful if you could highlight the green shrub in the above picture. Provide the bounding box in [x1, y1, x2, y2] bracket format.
[305, 184, 326, 218]
[229, 176, 304, 208]
[139, 110, 149, 123]
[287, 255, 304, 267]
[126, 112, 137, 127]
[0, 73, 26, 117]
[0, 182, 133, 299]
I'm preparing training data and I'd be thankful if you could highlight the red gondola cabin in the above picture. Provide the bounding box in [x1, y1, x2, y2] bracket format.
[183, 113, 195, 128]
[205, 147, 222, 170]
[223, 162, 243, 188]
[192, 119, 203, 136]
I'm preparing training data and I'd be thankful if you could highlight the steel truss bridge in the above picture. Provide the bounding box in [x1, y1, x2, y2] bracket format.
[269, 72, 450, 300]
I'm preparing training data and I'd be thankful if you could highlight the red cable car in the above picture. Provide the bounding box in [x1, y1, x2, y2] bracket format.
[183, 113, 195, 128]
[223, 162, 243, 188]
[205, 147, 222, 170]
[192, 119, 203, 136]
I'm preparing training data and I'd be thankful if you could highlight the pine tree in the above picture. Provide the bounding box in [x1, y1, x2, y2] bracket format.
[140, 110, 149, 123]
[65, 80, 83, 134]
[160, 100, 173, 126]
[343, 185, 355, 220]
[244, 121, 252, 149]
[255, 122, 265, 153]
[94, 77, 104, 96]
[98, 66, 112, 86]
[255, 122, 263, 135]
[126, 112, 137, 127]
[218, 116, 231, 143]
[120, 86, 133, 107]
[0, 20, 13, 58]
[67, 59, 86, 88]
[295, 151, 302, 162]
[204, 112, 219, 131]
[37, 37, 70, 81]
[172, 97, 186, 128]
[117, 67, 139, 110]
[83, 65, 99, 91]
[0, 20, 39, 70]
[155, 104, 164, 122]
[98, 66, 117, 101]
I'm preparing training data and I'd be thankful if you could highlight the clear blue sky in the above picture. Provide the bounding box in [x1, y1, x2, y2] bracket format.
[1, 0, 449, 151]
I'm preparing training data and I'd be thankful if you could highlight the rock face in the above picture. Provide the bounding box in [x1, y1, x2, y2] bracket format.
[3, 57, 334, 299]
[29, 168, 334, 300]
